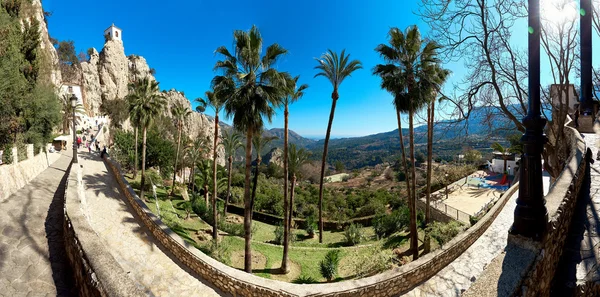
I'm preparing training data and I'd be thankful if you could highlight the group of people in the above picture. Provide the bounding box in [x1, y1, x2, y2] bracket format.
[75, 126, 107, 157]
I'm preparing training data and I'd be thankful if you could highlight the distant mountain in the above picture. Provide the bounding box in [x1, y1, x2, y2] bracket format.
[211, 105, 527, 169]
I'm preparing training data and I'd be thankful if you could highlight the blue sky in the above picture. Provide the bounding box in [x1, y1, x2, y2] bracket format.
[43, 0, 597, 139]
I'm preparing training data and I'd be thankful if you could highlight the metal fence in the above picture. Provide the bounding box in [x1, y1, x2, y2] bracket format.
[429, 199, 472, 224]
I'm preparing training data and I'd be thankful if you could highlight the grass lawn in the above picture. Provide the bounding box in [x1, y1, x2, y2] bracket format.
[124, 175, 445, 283]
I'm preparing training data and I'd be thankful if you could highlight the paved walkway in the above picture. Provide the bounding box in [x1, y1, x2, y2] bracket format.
[0, 151, 75, 296]
[401, 188, 519, 297]
[551, 132, 598, 296]
[79, 149, 226, 296]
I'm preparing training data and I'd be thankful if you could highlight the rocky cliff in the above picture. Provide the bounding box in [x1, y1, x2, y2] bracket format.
[30, 0, 61, 87]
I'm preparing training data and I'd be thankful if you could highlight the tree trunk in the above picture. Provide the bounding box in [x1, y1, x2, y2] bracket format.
[503, 157, 507, 173]
[212, 116, 219, 241]
[190, 166, 195, 194]
[409, 106, 419, 260]
[140, 127, 148, 202]
[318, 90, 338, 243]
[171, 124, 182, 195]
[204, 184, 208, 205]
[133, 126, 138, 179]
[396, 110, 412, 211]
[289, 174, 296, 232]
[425, 100, 434, 253]
[250, 156, 261, 217]
[282, 104, 290, 273]
[244, 129, 254, 273]
[224, 156, 233, 215]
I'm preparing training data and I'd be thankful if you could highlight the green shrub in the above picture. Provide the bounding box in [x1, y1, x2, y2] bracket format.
[292, 275, 318, 284]
[344, 223, 363, 246]
[219, 219, 245, 237]
[469, 215, 480, 226]
[274, 224, 284, 245]
[427, 221, 464, 246]
[143, 169, 162, 190]
[346, 245, 392, 278]
[319, 250, 341, 282]
[305, 215, 317, 238]
[372, 207, 409, 239]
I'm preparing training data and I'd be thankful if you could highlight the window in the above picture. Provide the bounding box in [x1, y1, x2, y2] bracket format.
[115, 31, 119, 38]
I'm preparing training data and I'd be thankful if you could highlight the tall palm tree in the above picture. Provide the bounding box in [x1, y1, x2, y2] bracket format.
[170, 102, 192, 195]
[221, 130, 243, 215]
[280, 74, 308, 273]
[196, 82, 230, 241]
[250, 132, 278, 213]
[127, 77, 166, 201]
[373, 26, 442, 260]
[214, 25, 287, 272]
[287, 144, 311, 240]
[314, 49, 362, 243]
[127, 83, 144, 180]
[422, 66, 450, 251]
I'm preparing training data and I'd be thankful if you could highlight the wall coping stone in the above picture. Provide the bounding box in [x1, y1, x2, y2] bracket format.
[103, 155, 519, 297]
[64, 163, 145, 297]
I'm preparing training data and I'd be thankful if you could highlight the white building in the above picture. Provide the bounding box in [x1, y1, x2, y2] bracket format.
[550, 84, 578, 114]
[104, 23, 122, 41]
[490, 152, 519, 175]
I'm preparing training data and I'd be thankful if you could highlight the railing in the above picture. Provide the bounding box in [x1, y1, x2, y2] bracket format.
[428, 199, 471, 224]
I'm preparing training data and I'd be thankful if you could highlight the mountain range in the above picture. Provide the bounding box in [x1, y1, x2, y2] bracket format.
[213, 105, 525, 169]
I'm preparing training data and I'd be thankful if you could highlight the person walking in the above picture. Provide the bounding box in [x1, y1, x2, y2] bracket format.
[574, 108, 580, 128]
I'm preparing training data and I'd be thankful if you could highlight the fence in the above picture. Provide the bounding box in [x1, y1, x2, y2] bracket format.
[428, 199, 471, 224]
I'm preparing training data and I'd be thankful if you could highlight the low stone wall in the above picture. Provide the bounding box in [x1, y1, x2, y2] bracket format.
[103, 155, 516, 297]
[0, 144, 61, 202]
[510, 126, 588, 296]
[63, 163, 144, 297]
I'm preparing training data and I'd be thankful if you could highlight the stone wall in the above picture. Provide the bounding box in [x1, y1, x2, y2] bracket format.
[511, 126, 588, 296]
[63, 164, 144, 297]
[0, 144, 61, 202]
[103, 154, 517, 297]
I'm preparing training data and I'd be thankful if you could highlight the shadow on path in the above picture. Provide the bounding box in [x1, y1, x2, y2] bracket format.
[45, 160, 77, 296]
[550, 157, 594, 296]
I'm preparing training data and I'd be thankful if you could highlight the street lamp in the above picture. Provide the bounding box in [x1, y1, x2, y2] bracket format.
[508, 165, 511, 176]
[70, 93, 78, 164]
[509, 0, 548, 240]
[445, 173, 449, 200]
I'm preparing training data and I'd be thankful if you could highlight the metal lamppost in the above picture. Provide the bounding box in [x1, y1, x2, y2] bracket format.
[508, 165, 511, 176]
[580, 0, 593, 114]
[445, 173, 449, 200]
[70, 94, 78, 164]
[509, 0, 548, 240]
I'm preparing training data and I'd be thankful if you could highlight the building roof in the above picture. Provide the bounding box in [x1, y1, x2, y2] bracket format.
[104, 23, 122, 32]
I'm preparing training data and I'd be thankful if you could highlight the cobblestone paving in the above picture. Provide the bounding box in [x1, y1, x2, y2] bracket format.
[79, 151, 225, 296]
[551, 132, 598, 296]
[401, 187, 520, 297]
[0, 151, 76, 297]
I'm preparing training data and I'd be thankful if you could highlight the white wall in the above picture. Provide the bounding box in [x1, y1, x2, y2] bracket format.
[491, 159, 518, 174]
[551, 84, 578, 113]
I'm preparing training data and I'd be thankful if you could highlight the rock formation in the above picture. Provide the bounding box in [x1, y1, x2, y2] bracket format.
[263, 148, 284, 168]
[98, 39, 129, 102]
[80, 48, 101, 113]
[30, 0, 61, 87]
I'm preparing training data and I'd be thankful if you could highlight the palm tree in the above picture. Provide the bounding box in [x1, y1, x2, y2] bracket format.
[280, 74, 308, 272]
[185, 138, 207, 194]
[491, 142, 511, 173]
[250, 132, 278, 213]
[170, 103, 192, 195]
[127, 77, 166, 201]
[196, 81, 230, 241]
[314, 49, 362, 243]
[221, 130, 243, 215]
[126, 83, 143, 179]
[195, 159, 212, 205]
[60, 94, 85, 134]
[214, 25, 287, 272]
[287, 144, 311, 240]
[373, 26, 442, 260]
[422, 66, 450, 251]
